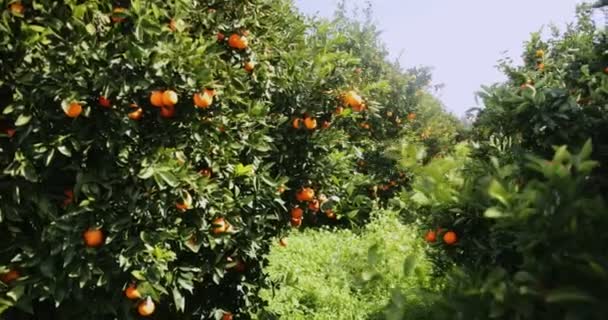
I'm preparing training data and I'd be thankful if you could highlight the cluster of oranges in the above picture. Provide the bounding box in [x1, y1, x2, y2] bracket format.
[424, 228, 458, 246]
[289, 187, 334, 227]
[291, 116, 319, 130]
[124, 285, 156, 316]
[212, 217, 232, 235]
[217, 30, 256, 73]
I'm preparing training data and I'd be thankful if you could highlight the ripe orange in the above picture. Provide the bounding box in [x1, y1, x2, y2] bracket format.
[0, 269, 19, 284]
[290, 207, 304, 219]
[407, 113, 416, 121]
[160, 105, 175, 118]
[228, 34, 248, 50]
[604, 67, 608, 74]
[111, 7, 126, 23]
[212, 217, 229, 235]
[303, 117, 317, 130]
[175, 201, 191, 212]
[65, 102, 82, 118]
[279, 238, 288, 247]
[342, 90, 363, 109]
[199, 168, 212, 178]
[125, 284, 141, 300]
[98, 96, 111, 108]
[83, 228, 104, 248]
[325, 209, 336, 219]
[537, 63, 545, 71]
[296, 187, 315, 202]
[150, 91, 164, 108]
[292, 118, 301, 129]
[194, 89, 214, 108]
[222, 312, 234, 320]
[424, 230, 437, 243]
[244, 61, 255, 73]
[169, 19, 177, 32]
[307, 199, 320, 212]
[128, 106, 143, 121]
[10, 1, 24, 15]
[352, 103, 366, 112]
[277, 186, 286, 194]
[360, 122, 370, 130]
[217, 32, 225, 41]
[290, 217, 302, 228]
[443, 231, 458, 245]
[137, 298, 155, 317]
[334, 106, 344, 115]
[321, 120, 331, 129]
[162, 90, 178, 107]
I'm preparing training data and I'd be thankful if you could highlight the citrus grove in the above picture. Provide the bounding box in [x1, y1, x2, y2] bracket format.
[1, 0, 606, 320]
[0, 0, 449, 319]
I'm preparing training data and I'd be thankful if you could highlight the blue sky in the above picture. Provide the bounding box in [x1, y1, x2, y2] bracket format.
[294, 0, 596, 116]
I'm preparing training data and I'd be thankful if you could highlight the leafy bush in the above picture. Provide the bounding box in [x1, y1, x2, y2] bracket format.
[260, 212, 435, 320]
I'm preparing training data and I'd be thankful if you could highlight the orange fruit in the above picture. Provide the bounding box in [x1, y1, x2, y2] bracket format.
[124, 284, 141, 300]
[162, 90, 178, 107]
[137, 297, 155, 317]
[290, 207, 304, 219]
[0, 269, 19, 284]
[217, 32, 225, 41]
[303, 117, 317, 130]
[199, 168, 212, 178]
[98, 96, 111, 108]
[62, 189, 74, 208]
[244, 61, 255, 73]
[83, 228, 104, 248]
[325, 209, 336, 219]
[292, 118, 301, 129]
[277, 186, 286, 194]
[175, 201, 191, 212]
[160, 105, 175, 118]
[443, 231, 458, 245]
[424, 230, 437, 243]
[128, 107, 143, 121]
[407, 113, 416, 121]
[334, 106, 344, 115]
[360, 122, 370, 130]
[279, 238, 288, 247]
[193, 89, 214, 108]
[604, 67, 608, 74]
[290, 217, 302, 228]
[342, 90, 363, 108]
[169, 19, 177, 32]
[296, 187, 315, 202]
[322, 121, 331, 129]
[212, 217, 229, 235]
[222, 312, 234, 320]
[307, 199, 320, 212]
[352, 103, 366, 112]
[228, 34, 248, 50]
[5, 128, 15, 138]
[537, 63, 545, 71]
[9, 1, 24, 15]
[65, 102, 82, 118]
[111, 7, 126, 23]
[150, 91, 165, 108]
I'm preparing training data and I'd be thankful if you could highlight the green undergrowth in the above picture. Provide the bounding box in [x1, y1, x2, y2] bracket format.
[259, 212, 437, 320]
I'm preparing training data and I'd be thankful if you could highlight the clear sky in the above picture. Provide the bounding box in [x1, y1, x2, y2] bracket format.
[294, 0, 598, 116]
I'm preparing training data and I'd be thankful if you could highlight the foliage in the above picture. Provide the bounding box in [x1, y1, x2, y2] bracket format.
[260, 212, 435, 320]
[0, 0, 450, 318]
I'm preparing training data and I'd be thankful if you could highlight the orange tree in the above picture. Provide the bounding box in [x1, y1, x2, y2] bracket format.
[0, 0, 435, 319]
[394, 5, 608, 320]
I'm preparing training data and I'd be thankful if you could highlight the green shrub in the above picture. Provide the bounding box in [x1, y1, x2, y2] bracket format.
[260, 212, 435, 320]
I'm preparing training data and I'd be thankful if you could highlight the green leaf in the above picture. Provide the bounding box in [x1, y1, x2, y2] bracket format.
[234, 164, 254, 177]
[488, 180, 509, 206]
[157, 172, 179, 187]
[402, 254, 416, 276]
[57, 146, 72, 157]
[14, 114, 31, 126]
[172, 287, 185, 312]
[484, 207, 505, 218]
[545, 288, 596, 303]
